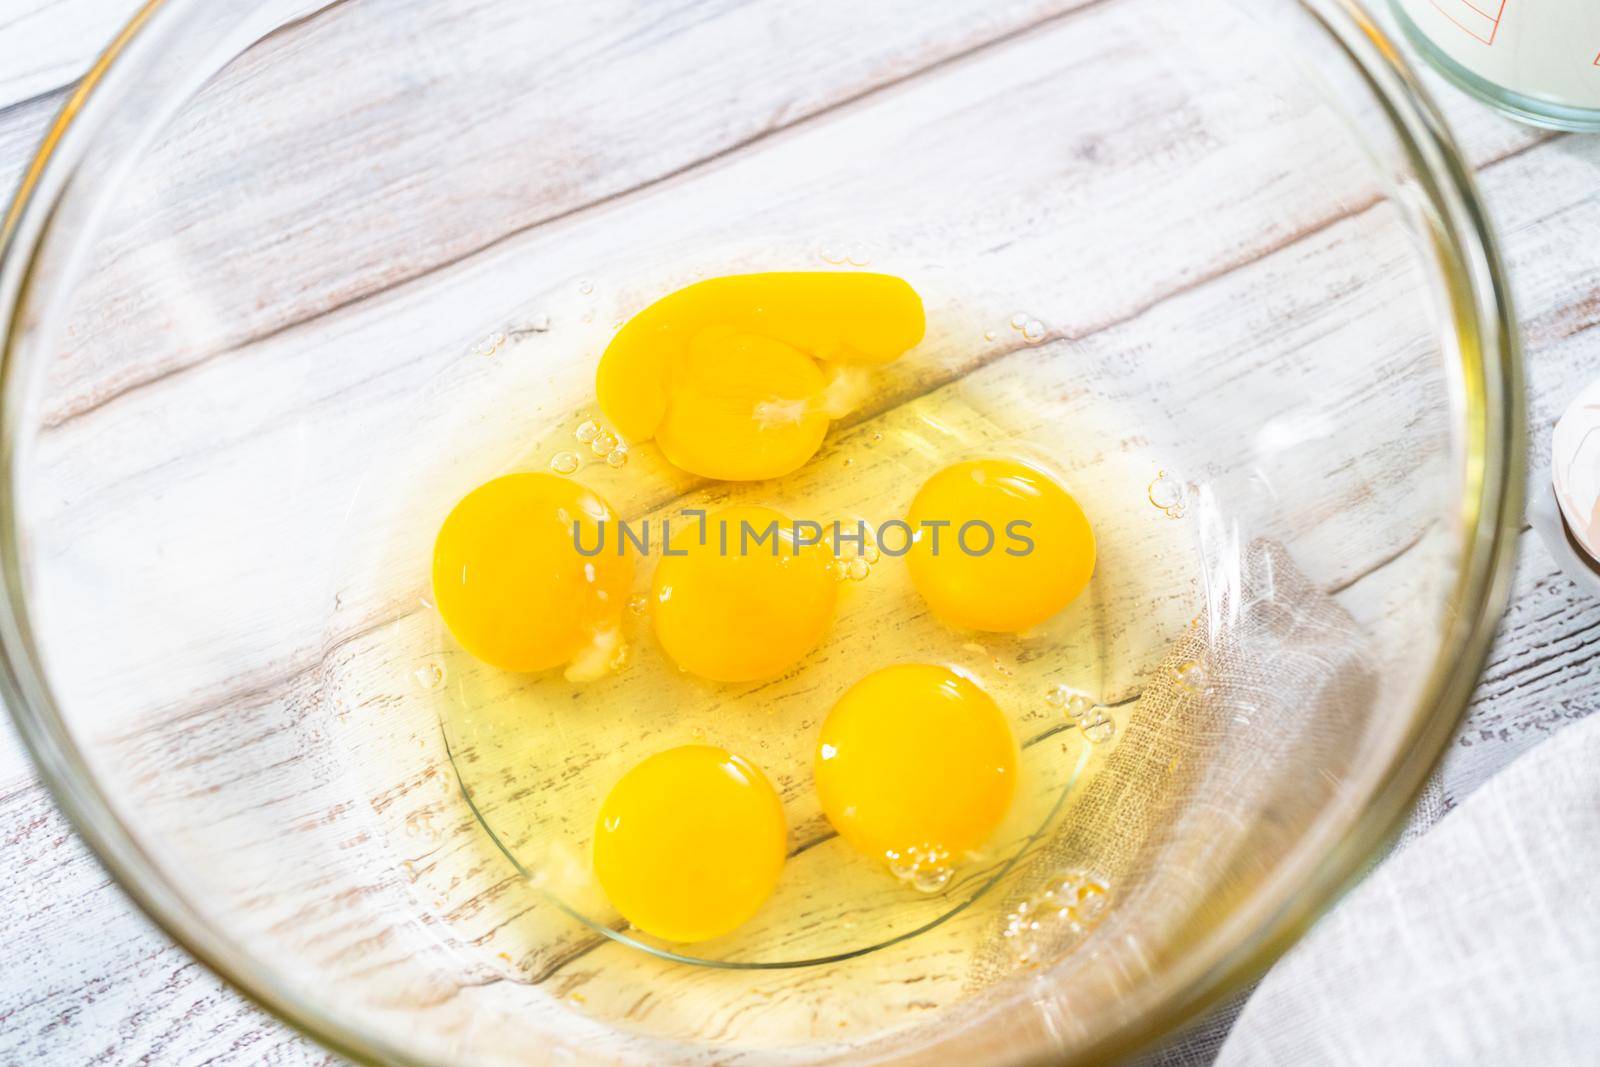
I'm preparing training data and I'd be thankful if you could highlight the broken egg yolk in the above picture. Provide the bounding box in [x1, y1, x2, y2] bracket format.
[906, 457, 1095, 633]
[596, 272, 924, 481]
[594, 744, 788, 942]
[432, 472, 631, 677]
[652, 505, 838, 682]
[815, 664, 1016, 863]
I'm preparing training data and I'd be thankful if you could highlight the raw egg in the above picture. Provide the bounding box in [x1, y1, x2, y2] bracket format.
[432, 472, 631, 677]
[652, 505, 838, 682]
[906, 457, 1094, 632]
[814, 664, 1017, 865]
[593, 745, 788, 942]
[596, 272, 925, 480]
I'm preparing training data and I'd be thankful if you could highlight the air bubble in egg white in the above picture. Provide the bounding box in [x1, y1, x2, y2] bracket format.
[414, 661, 446, 691]
[1079, 710, 1115, 744]
[1003, 870, 1111, 965]
[1147, 470, 1188, 517]
[549, 451, 582, 475]
[885, 843, 951, 893]
[1045, 684, 1093, 719]
[886, 850, 917, 882]
[472, 331, 507, 358]
[575, 420, 600, 443]
[1173, 660, 1207, 692]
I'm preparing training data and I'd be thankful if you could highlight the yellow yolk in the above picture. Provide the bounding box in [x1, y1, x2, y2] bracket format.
[657, 328, 829, 482]
[596, 272, 924, 480]
[593, 745, 788, 942]
[652, 505, 838, 682]
[815, 664, 1016, 863]
[906, 457, 1095, 633]
[432, 472, 631, 676]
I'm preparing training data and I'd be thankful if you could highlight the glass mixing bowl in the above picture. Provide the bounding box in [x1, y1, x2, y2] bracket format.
[0, 0, 1521, 1063]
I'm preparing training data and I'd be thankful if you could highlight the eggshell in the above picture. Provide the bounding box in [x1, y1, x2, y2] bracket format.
[1552, 378, 1600, 563]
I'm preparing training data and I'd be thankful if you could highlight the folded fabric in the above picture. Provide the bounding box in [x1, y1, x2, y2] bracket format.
[1213, 711, 1600, 1066]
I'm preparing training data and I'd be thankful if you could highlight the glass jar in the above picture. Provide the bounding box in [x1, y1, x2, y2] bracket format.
[1391, 0, 1600, 130]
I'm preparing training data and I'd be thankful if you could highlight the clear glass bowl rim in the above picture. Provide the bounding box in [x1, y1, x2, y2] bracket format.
[0, 1, 1525, 1063]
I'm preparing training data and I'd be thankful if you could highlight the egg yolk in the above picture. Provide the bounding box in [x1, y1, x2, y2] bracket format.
[815, 664, 1017, 864]
[432, 472, 631, 677]
[596, 272, 925, 480]
[652, 505, 838, 682]
[593, 745, 788, 942]
[906, 457, 1095, 633]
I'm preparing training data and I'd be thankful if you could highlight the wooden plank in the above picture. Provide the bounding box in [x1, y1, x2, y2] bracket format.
[0, 90, 70, 210]
[0, 1, 337, 193]
[1445, 527, 1600, 798]
[42, 0, 1108, 426]
[0, 777, 341, 1065]
[0, 0, 140, 109]
[36, 0, 1553, 431]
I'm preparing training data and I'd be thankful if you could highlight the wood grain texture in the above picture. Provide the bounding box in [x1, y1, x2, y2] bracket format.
[44, 0, 1109, 427]
[0, 0, 141, 109]
[0, 0, 1597, 1065]
[0, 92, 68, 203]
[0, 778, 340, 1065]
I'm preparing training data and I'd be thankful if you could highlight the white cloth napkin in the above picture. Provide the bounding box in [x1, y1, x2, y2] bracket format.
[1204, 710, 1600, 1065]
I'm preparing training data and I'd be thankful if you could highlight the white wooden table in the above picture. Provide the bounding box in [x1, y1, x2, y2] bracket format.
[1, 1, 1596, 1064]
